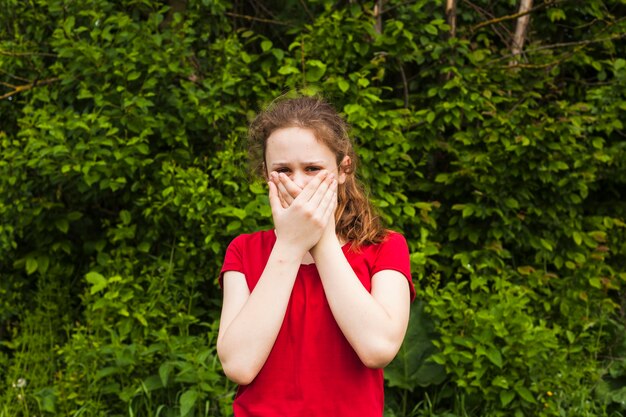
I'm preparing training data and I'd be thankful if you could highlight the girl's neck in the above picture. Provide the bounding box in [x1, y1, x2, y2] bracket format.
[301, 252, 315, 265]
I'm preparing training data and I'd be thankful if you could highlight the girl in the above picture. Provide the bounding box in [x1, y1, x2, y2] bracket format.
[217, 96, 414, 417]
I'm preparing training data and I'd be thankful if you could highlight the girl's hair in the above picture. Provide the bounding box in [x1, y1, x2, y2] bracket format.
[248, 95, 387, 248]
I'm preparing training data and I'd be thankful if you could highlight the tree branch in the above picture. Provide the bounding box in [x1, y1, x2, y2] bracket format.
[0, 77, 60, 100]
[0, 49, 57, 58]
[224, 11, 293, 27]
[0, 81, 17, 89]
[462, 0, 512, 45]
[0, 69, 31, 83]
[489, 33, 626, 65]
[298, 0, 315, 23]
[471, 0, 569, 32]
[397, 59, 409, 109]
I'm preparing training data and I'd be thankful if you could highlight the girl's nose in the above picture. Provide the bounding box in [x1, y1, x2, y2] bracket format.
[292, 171, 309, 189]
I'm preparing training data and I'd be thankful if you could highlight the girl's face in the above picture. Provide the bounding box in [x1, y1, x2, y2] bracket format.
[265, 127, 347, 189]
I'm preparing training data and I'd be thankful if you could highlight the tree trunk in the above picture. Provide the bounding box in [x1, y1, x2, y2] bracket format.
[446, 0, 457, 38]
[374, 0, 383, 35]
[511, 0, 533, 62]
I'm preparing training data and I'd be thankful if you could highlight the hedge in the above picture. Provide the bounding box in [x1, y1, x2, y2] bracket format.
[1, 1, 625, 416]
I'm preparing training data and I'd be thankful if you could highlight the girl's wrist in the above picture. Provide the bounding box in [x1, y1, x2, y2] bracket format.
[311, 233, 341, 260]
[273, 237, 309, 261]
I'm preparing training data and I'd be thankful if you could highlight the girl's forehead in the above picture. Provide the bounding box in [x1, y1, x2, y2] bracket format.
[266, 127, 334, 155]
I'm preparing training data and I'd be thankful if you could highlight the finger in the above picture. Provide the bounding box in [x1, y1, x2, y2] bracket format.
[317, 179, 338, 219]
[268, 181, 283, 215]
[322, 190, 338, 226]
[276, 179, 295, 206]
[278, 173, 302, 200]
[268, 172, 288, 208]
[296, 170, 329, 203]
[306, 172, 335, 209]
[278, 186, 289, 209]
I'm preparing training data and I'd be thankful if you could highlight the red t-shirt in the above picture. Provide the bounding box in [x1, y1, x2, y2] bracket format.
[220, 230, 414, 417]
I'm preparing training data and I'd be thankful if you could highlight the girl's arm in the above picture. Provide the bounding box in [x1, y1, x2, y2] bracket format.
[311, 236, 411, 369]
[217, 244, 303, 385]
[217, 171, 337, 385]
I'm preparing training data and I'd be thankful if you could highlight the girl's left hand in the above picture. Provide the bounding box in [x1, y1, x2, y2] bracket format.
[270, 172, 338, 251]
[269, 172, 303, 208]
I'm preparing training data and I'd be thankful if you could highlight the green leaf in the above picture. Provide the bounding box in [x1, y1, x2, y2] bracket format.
[278, 65, 299, 75]
[85, 271, 108, 294]
[403, 206, 416, 217]
[120, 210, 132, 225]
[127, 71, 141, 81]
[486, 346, 503, 368]
[517, 265, 535, 275]
[67, 211, 83, 221]
[180, 389, 198, 417]
[261, 40, 273, 52]
[337, 78, 350, 93]
[589, 277, 602, 289]
[137, 242, 150, 253]
[141, 375, 163, 392]
[26, 256, 38, 275]
[500, 390, 515, 407]
[55, 218, 69, 233]
[492, 376, 509, 389]
[573, 231, 582, 245]
[159, 362, 173, 387]
[514, 385, 536, 403]
[504, 198, 519, 209]
[305, 60, 327, 82]
[424, 24, 437, 35]
[35, 388, 56, 413]
[540, 238, 553, 251]
[95, 366, 120, 380]
[63, 16, 75, 34]
[547, 8, 566, 22]
[38, 255, 50, 274]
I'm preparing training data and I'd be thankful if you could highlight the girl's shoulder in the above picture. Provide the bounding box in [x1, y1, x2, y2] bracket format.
[226, 229, 276, 251]
[381, 229, 407, 243]
[352, 230, 407, 252]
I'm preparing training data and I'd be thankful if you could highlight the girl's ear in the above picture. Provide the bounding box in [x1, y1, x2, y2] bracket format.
[338, 156, 351, 184]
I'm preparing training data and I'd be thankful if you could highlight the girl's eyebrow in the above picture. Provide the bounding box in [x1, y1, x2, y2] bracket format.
[270, 160, 325, 167]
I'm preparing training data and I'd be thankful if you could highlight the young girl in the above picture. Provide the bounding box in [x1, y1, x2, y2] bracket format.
[217, 96, 414, 417]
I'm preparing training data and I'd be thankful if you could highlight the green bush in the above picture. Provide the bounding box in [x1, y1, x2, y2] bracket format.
[1, 1, 625, 416]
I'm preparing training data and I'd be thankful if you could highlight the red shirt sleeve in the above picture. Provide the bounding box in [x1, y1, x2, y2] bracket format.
[219, 234, 246, 288]
[371, 231, 415, 301]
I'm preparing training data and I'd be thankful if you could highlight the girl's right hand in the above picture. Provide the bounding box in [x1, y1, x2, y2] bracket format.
[268, 170, 337, 254]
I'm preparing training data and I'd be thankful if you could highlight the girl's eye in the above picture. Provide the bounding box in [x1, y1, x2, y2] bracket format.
[306, 166, 321, 172]
[276, 168, 290, 173]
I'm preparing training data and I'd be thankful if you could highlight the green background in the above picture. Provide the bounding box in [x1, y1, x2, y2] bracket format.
[1, 0, 625, 416]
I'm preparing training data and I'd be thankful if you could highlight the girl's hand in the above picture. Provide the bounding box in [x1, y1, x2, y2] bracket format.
[269, 172, 303, 208]
[270, 172, 340, 257]
[268, 170, 337, 254]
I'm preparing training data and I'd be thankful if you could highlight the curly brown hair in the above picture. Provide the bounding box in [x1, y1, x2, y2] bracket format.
[248, 95, 386, 249]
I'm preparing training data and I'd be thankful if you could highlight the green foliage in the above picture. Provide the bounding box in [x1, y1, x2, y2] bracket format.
[1, 0, 626, 416]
